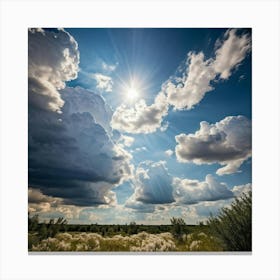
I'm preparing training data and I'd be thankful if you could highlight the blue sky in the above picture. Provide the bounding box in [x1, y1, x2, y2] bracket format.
[28, 28, 251, 224]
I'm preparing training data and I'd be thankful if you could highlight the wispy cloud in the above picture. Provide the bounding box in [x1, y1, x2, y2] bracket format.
[102, 61, 118, 72]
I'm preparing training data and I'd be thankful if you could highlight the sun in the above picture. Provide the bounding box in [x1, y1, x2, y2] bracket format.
[125, 87, 139, 101]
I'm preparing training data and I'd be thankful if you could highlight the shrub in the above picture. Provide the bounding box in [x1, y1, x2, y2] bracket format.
[207, 191, 252, 251]
[170, 217, 188, 241]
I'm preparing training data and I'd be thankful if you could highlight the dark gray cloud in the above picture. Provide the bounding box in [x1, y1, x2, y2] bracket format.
[28, 29, 133, 207]
[28, 28, 79, 112]
[29, 87, 133, 206]
[128, 161, 175, 205]
[135, 161, 174, 204]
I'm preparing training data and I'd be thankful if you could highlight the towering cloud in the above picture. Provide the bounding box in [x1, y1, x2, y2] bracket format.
[175, 116, 252, 175]
[29, 28, 133, 207]
[28, 28, 80, 112]
[125, 161, 174, 213]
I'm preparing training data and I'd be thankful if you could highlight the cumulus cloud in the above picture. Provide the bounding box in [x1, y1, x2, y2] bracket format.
[61, 86, 113, 133]
[173, 174, 234, 205]
[111, 92, 168, 134]
[164, 28, 251, 110]
[128, 161, 175, 205]
[92, 73, 113, 92]
[232, 183, 252, 197]
[111, 29, 250, 134]
[28, 28, 79, 112]
[29, 87, 133, 206]
[165, 52, 216, 110]
[175, 115, 251, 175]
[28, 188, 63, 214]
[29, 31, 134, 207]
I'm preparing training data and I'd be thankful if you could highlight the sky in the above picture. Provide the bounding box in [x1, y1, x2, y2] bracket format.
[28, 28, 252, 225]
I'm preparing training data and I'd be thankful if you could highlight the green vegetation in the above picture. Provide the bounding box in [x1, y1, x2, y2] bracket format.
[28, 192, 252, 252]
[207, 191, 252, 251]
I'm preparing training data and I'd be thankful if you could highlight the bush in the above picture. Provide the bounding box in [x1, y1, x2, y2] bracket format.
[207, 191, 252, 251]
[170, 217, 188, 241]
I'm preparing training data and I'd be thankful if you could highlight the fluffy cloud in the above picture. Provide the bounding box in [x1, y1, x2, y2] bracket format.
[165, 52, 216, 110]
[28, 28, 79, 112]
[61, 86, 113, 133]
[29, 87, 133, 206]
[232, 183, 252, 197]
[111, 29, 251, 134]
[29, 29, 133, 207]
[173, 174, 234, 205]
[111, 92, 168, 134]
[128, 161, 175, 205]
[28, 188, 63, 214]
[165, 29, 251, 110]
[175, 115, 251, 175]
[213, 29, 251, 79]
[92, 73, 113, 92]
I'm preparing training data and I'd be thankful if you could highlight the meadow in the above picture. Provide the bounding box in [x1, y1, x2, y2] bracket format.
[28, 192, 251, 252]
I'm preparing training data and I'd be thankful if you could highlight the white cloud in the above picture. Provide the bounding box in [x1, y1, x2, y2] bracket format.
[102, 61, 118, 72]
[111, 29, 251, 134]
[118, 135, 135, 147]
[160, 122, 169, 132]
[134, 147, 147, 153]
[232, 183, 252, 197]
[165, 149, 173, 157]
[92, 73, 113, 92]
[28, 28, 79, 113]
[165, 52, 216, 110]
[164, 28, 251, 110]
[213, 29, 251, 79]
[111, 92, 168, 134]
[173, 174, 234, 205]
[175, 115, 251, 175]
[128, 161, 175, 205]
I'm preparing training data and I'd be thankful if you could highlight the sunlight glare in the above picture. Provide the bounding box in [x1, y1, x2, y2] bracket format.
[126, 87, 139, 101]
